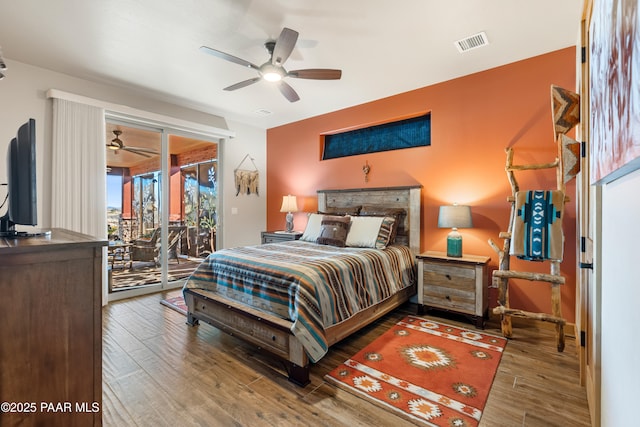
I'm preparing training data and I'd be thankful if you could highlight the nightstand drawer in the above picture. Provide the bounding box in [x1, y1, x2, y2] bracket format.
[262, 234, 290, 243]
[416, 251, 491, 328]
[261, 231, 302, 244]
[422, 263, 477, 313]
[422, 263, 476, 289]
[423, 285, 477, 313]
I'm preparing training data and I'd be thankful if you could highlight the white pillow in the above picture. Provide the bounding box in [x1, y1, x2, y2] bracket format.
[300, 213, 324, 242]
[346, 216, 385, 248]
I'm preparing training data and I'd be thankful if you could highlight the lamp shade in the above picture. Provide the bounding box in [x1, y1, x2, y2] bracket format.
[438, 205, 473, 229]
[280, 195, 298, 213]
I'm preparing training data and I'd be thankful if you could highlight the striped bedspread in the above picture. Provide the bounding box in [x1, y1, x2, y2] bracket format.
[183, 240, 416, 362]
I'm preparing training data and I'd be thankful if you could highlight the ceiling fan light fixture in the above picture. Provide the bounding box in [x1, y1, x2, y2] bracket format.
[261, 63, 283, 82]
[263, 72, 282, 82]
[108, 144, 119, 150]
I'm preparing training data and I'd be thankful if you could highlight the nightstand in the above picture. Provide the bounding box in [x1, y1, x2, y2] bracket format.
[261, 231, 303, 244]
[417, 251, 491, 328]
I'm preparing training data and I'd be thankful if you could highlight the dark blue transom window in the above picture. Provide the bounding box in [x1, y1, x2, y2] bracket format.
[322, 113, 431, 160]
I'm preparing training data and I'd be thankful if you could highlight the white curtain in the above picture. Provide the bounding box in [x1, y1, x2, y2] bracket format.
[51, 98, 106, 238]
[51, 99, 108, 304]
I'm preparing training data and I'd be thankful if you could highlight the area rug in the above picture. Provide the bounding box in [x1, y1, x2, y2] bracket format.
[160, 293, 187, 316]
[325, 316, 506, 427]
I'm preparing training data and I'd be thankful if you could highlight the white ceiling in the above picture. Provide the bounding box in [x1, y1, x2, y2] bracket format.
[0, 0, 583, 129]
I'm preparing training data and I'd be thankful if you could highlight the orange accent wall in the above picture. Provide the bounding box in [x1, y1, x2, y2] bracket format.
[266, 47, 578, 322]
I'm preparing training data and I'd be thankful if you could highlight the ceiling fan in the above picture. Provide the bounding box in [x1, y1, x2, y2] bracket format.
[200, 27, 342, 102]
[106, 130, 159, 158]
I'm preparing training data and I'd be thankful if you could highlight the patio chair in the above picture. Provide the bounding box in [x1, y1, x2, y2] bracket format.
[130, 225, 186, 266]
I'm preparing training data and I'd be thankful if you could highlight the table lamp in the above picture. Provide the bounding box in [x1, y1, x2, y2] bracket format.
[438, 204, 473, 257]
[280, 195, 298, 232]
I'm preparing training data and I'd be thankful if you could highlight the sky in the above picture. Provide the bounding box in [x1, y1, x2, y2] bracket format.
[106, 175, 122, 209]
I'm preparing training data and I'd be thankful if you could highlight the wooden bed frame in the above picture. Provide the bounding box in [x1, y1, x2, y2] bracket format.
[184, 185, 422, 386]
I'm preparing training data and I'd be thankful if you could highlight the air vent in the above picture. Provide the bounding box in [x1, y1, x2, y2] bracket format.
[454, 31, 489, 53]
[253, 108, 273, 116]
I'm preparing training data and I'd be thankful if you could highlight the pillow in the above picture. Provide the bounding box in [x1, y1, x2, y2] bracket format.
[316, 215, 351, 247]
[346, 216, 396, 249]
[358, 206, 404, 243]
[300, 213, 324, 242]
[375, 216, 397, 248]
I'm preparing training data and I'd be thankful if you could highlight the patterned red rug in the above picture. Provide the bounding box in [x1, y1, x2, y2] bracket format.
[325, 316, 506, 427]
[160, 293, 187, 316]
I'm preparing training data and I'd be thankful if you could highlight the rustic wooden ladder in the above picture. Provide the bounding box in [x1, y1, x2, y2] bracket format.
[488, 144, 568, 352]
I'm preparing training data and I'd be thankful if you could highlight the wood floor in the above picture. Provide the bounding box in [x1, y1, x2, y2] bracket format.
[103, 291, 591, 426]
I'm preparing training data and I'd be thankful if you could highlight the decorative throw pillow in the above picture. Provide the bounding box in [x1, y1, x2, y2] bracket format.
[358, 206, 404, 243]
[346, 216, 396, 249]
[316, 215, 351, 247]
[300, 213, 324, 242]
[375, 216, 397, 249]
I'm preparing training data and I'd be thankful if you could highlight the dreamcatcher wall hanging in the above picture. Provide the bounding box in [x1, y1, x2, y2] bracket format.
[234, 154, 259, 196]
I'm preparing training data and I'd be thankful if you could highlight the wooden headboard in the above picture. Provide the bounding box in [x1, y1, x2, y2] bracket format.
[317, 186, 422, 255]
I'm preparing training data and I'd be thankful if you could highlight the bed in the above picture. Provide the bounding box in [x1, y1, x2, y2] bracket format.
[183, 186, 421, 385]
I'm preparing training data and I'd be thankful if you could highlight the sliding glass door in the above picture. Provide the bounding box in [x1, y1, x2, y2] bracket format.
[132, 172, 160, 236]
[182, 160, 218, 258]
[105, 119, 219, 300]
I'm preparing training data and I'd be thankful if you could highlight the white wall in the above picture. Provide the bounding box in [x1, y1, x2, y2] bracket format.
[0, 59, 265, 246]
[220, 119, 267, 248]
[600, 167, 640, 426]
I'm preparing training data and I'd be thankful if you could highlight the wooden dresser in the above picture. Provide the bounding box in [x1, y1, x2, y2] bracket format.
[417, 251, 490, 328]
[0, 229, 106, 426]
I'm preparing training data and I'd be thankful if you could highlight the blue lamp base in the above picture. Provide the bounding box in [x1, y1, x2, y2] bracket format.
[446, 229, 462, 257]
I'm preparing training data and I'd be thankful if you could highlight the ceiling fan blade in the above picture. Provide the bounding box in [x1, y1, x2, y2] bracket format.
[121, 147, 152, 158]
[224, 77, 261, 91]
[288, 69, 342, 80]
[200, 46, 260, 71]
[277, 81, 300, 103]
[271, 27, 298, 66]
[125, 146, 159, 154]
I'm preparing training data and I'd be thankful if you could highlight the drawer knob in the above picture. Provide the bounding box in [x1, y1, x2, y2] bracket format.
[446, 274, 452, 280]
[445, 295, 451, 301]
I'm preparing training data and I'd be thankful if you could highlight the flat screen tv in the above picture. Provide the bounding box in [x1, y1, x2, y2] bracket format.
[0, 118, 49, 238]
